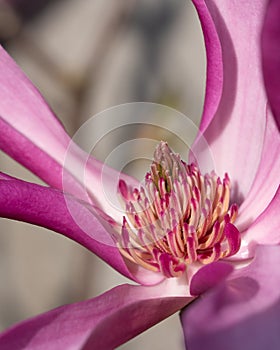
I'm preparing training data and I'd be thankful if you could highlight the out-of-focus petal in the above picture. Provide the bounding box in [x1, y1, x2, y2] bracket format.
[0, 46, 137, 220]
[0, 174, 166, 285]
[191, 0, 223, 135]
[0, 46, 74, 189]
[192, 1, 267, 200]
[261, 0, 280, 129]
[237, 108, 280, 230]
[0, 279, 192, 350]
[180, 245, 280, 350]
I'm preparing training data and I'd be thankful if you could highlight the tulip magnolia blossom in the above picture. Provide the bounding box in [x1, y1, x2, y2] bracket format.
[0, 0, 280, 349]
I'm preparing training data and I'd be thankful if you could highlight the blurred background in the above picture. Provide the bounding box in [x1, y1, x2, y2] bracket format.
[0, 0, 205, 348]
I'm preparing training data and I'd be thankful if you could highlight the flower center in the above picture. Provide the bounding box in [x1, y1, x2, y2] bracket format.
[116, 141, 241, 278]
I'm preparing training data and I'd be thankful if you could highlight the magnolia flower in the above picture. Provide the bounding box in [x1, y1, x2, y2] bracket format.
[0, 1, 279, 350]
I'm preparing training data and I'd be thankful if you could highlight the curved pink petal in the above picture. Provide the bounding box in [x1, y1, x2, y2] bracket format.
[0, 172, 15, 180]
[189, 262, 233, 296]
[0, 175, 131, 279]
[193, 1, 268, 200]
[236, 108, 280, 231]
[261, 0, 280, 129]
[0, 47, 75, 189]
[191, 0, 223, 135]
[0, 46, 137, 221]
[239, 187, 280, 258]
[0, 174, 165, 285]
[0, 279, 192, 350]
[0, 117, 83, 197]
[181, 245, 280, 350]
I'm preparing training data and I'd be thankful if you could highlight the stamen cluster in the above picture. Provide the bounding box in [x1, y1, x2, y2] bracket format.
[117, 142, 241, 278]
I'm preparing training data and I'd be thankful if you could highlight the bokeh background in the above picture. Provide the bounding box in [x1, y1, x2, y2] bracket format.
[0, 0, 205, 348]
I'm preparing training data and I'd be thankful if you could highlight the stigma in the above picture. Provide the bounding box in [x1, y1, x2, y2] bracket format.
[116, 141, 241, 278]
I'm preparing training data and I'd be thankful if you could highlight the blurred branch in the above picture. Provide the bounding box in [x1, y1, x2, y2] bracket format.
[0, 0, 64, 42]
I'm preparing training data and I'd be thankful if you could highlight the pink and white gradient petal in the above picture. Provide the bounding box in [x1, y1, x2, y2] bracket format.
[241, 187, 280, 257]
[193, 1, 268, 201]
[0, 279, 192, 350]
[236, 108, 280, 231]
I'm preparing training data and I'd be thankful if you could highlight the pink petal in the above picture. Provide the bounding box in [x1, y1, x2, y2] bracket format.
[191, 0, 223, 135]
[190, 261, 233, 296]
[261, 0, 280, 129]
[240, 187, 280, 258]
[237, 108, 280, 231]
[0, 46, 137, 220]
[0, 172, 15, 180]
[181, 245, 280, 350]
[0, 175, 128, 277]
[0, 47, 75, 190]
[192, 1, 268, 199]
[0, 279, 192, 350]
[0, 174, 163, 285]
